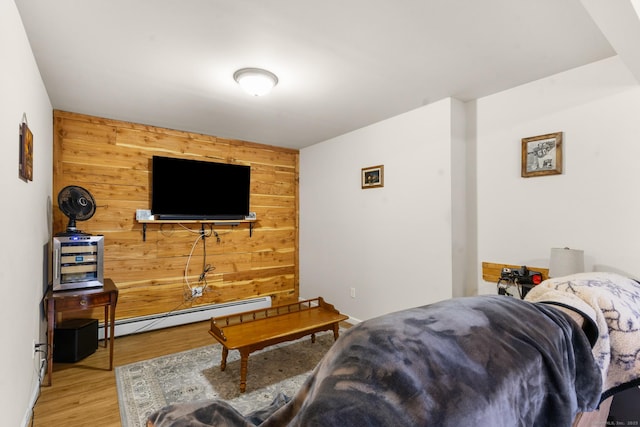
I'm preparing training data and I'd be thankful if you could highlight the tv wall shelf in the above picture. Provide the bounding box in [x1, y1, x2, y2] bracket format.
[137, 219, 257, 241]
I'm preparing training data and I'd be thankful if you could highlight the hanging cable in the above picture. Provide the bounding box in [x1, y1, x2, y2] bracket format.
[183, 223, 215, 300]
[199, 225, 215, 286]
[183, 232, 204, 293]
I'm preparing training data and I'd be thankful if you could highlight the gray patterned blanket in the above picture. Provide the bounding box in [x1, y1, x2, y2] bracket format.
[147, 295, 602, 427]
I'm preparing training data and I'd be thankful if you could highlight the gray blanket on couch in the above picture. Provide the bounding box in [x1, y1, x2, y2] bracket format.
[147, 296, 602, 427]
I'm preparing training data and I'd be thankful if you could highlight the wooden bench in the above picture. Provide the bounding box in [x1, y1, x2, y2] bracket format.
[208, 297, 349, 392]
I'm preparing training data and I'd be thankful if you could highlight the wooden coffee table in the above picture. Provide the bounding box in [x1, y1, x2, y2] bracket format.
[209, 297, 348, 392]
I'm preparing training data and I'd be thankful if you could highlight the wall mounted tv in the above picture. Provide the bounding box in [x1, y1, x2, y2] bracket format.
[151, 155, 251, 220]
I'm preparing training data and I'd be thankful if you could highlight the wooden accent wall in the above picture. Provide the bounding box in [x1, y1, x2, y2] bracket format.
[53, 110, 299, 322]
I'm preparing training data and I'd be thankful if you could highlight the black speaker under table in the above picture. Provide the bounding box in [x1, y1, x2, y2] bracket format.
[53, 318, 98, 363]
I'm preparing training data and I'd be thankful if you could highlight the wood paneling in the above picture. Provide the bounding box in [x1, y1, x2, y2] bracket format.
[52, 110, 299, 322]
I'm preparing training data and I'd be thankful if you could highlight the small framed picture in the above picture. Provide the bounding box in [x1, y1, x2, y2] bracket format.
[521, 132, 562, 178]
[362, 165, 384, 189]
[19, 122, 33, 181]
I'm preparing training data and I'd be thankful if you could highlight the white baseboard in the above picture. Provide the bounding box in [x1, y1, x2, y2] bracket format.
[22, 357, 46, 427]
[98, 296, 272, 339]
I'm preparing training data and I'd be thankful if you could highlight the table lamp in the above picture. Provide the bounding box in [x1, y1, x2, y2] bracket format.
[549, 247, 584, 278]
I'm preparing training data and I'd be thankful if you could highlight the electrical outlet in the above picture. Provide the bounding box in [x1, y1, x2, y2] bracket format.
[350, 287, 356, 298]
[33, 341, 45, 360]
[191, 287, 203, 298]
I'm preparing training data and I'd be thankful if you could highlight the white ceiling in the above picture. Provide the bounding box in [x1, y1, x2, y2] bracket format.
[13, 0, 630, 149]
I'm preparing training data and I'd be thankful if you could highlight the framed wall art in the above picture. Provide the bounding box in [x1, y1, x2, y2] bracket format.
[362, 165, 384, 189]
[521, 132, 562, 178]
[19, 120, 33, 181]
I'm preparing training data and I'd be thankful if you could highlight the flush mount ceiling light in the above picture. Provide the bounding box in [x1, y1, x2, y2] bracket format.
[233, 68, 278, 96]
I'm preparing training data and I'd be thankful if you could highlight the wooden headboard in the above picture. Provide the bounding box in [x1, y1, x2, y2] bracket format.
[482, 262, 549, 284]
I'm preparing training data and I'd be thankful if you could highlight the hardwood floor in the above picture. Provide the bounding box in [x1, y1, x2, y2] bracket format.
[31, 320, 215, 427]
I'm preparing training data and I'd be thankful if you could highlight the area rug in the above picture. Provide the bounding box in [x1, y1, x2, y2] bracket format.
[115, 331, 338, 427]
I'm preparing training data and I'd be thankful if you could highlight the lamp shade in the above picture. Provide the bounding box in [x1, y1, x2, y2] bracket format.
[549, 247, 584, 278]
[233, 68, 278, 96]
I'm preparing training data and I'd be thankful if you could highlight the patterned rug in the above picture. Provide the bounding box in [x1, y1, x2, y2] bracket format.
[115, 331, 338, 427]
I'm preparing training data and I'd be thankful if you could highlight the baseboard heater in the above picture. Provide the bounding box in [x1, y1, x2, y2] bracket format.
[98, 296, 272, 339]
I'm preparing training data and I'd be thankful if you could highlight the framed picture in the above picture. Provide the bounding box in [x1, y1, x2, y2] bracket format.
[521, 132, 562, 178]
[19, 121, 33, 181]
[362, 165, 384, 189]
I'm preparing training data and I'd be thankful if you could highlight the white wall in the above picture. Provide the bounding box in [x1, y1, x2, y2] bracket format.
[475, 56, 640, 294]
[300, 99, 455, 322]
[301, 55, 640, 314]
[1, 1, 52, 425]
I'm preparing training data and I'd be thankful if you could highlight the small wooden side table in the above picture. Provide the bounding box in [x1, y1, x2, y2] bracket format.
[44, 278, 118, 386]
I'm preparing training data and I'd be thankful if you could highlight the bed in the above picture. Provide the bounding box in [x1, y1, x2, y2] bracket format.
[147, 272, 640, 427]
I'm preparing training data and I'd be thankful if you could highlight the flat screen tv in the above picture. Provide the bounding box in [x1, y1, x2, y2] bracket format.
[151, 155, 251, 220]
